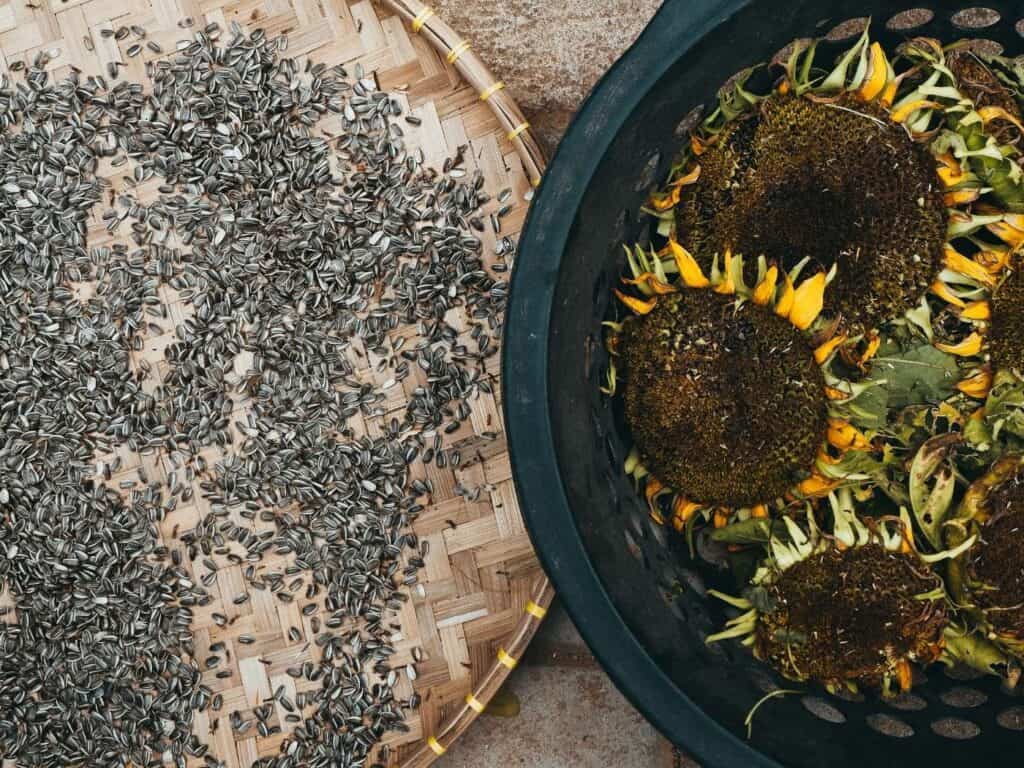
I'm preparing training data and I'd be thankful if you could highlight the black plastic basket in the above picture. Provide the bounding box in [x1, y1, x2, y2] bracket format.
[505, 2, 1024, 766]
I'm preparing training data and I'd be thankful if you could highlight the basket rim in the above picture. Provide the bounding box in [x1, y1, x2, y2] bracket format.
[378, 1, 553, 765]
[504, 0, 783, 765]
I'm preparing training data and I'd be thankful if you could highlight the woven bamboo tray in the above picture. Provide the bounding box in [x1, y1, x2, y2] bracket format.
[0, 0, 552, 765]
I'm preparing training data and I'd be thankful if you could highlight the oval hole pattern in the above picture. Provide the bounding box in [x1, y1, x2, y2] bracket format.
[930, 717, 982, 740]
[887, 8, 935, 30]
[633, 151, 661, 193]
[885, 692, 928, 711]
[951, 7, 1000, 29]
[866, 713, 915, 738]
[801, 696, 846, 724]
[939, 686, 988, 709]
[997, 706, 1024, 731]
[825, 17, 869, 41]
[675, 106, 704, 138]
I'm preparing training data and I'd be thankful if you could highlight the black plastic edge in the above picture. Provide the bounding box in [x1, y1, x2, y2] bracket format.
[502, 1, 783, 766]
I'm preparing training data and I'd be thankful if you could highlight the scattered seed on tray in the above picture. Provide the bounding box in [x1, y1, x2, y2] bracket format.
[0, 16, 512, 768]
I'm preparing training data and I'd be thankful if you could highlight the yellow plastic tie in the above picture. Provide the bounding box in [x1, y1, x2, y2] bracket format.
[480, 81, 505, 101]
[465, 693, 485, 713]
[525, 600, 547, 619]
[446, 40, 471, 64]
[411, 6, 435, 33]
[427, 736, 446, 755]
[507, 121, 530, 141]
[531, 175, 541, 187]
[497, 647, 518, 669]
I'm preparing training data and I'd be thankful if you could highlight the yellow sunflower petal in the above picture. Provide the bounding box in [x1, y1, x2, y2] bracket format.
[669, 239, 710, 288]
[787, 271, 826, 330]
[825, 385, 851, 400]
[879, 75, 899, 108]
[944, 188, 981, 206]
[750, 504, 769, 519]
[797, 473, 840, 498]
[989, 220, 1024, 247]
[671, 164, 702, 188]
[936, 153, 966, 187]
[930, 279, 966, 308]
[857, 43, 889, 101]
[936, 332, 984, 356]
[976, 248, 1011, 274]
[649, 187, 681, 211]
[945, 245, 997, 287]
[961, 300, 991, 321]
[775, 273, 795, 319]
[691, 135, 707, 156]
[957, 369, 993, 399]
[897, 659, 913, 692]
[615, 289, 658, 315]
[622, 273, 676, 295]
[713, 509, 729, 529]
[860, 334, 881, 366]
[645, 477, 665, 508]
[890, 99, 943, 124]
[814, 333, 847, 365]
[900, 521, 914, 554]
[713, 250, 736, 295]
[671, 497, 702, 532]
[777, 78, 791, 96]
[978, 105, 1024, 134]
[827, 418, 871, 451]
[752, 265, 778, 306]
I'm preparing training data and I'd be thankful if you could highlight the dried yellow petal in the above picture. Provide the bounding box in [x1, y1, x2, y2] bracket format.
[945, 245, 996, 287]
[930, 279, 966, 308]
[614, 289, 658, 315]
[936, 332, 984, 356]
[775, 273, 795, 319]
[713, 250, 736, 295]
[957, 369, 993, 399]
[857, 43, 889, 101]
[890, 99, 943, 124]
[668, 239, 710, 288]
[753, 265, 779, 306]
[788, 271, 826, 329]
[814, 333, 847, 365]
[827, 418, 871, 451]
[961, 300, 991, 321]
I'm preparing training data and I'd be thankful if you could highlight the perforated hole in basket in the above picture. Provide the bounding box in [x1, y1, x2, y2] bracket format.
[952, 7, 1001, 29]
[634, 151, 662, 192]
[996, 706, 1024, 730]
[867, 713, 916, 738]
[825, 17, 869, 41]
[887, 8, 936, 30]
[931, 717, 982, 739]
[802, 696, 847, 724]
[940, 686, 989, 708]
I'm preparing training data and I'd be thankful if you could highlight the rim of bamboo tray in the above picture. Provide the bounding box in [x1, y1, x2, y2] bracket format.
[379, 1, 554, 765]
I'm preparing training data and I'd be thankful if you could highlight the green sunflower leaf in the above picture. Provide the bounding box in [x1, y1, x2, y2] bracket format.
[856, 345, 960, 426]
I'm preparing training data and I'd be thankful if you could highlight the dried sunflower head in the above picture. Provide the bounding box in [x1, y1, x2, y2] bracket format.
[676, 94, 947, 334]
[989, 259, 1024, 377]
[708, 489, 975, 695]
[621, 290, 827, 507]
[608, 242, 871, 524]
[949, 455, 1024, 657]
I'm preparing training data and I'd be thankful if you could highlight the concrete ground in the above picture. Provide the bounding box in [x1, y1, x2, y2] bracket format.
[431, 2, 672, 766]
[440, 601, 684, 768]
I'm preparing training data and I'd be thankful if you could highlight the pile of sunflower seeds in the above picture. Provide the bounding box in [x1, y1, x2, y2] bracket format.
[0, 20, 510, 768]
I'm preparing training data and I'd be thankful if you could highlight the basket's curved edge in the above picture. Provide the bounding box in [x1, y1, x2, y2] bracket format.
[378, 2, 554, 765]
[384, 0, 545, 188]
